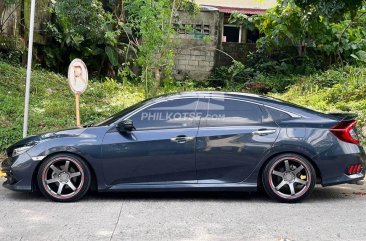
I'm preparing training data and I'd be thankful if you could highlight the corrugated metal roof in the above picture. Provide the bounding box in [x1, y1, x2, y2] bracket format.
[196, 0, 276, 9]
[214, 6, 266, 14]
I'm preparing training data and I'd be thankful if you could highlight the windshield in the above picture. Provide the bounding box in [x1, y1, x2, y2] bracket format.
[95, 98, 153, 126]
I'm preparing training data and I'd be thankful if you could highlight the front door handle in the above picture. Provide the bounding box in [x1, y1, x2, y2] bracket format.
[252, 129, 276, 136]
[170, 135, 194, 143]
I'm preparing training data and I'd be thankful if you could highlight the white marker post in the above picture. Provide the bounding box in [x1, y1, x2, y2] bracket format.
[22, 0, 36, 138]
[67, 59, 88, 127]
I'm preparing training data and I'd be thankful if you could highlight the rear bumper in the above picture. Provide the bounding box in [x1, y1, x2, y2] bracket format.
[1, 153, 38, 192]
[317, 144, 366, 186]
[322, 172, 365, 187]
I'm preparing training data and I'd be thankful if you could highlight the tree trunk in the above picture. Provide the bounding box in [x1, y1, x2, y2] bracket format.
[152, 67, 161, 97]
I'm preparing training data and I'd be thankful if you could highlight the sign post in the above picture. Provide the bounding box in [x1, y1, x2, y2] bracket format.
[67, 59, 88, 127]
[75, 94, 81, 126]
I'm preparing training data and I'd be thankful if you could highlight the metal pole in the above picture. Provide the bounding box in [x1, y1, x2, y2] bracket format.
[23, 0, 36, 138]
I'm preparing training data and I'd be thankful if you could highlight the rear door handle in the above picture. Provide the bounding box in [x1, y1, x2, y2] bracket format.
[252, 129, 276, 136]
[170, 135, 194, 143]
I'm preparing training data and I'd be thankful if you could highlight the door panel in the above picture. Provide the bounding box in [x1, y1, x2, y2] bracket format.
[101, 97, 200, 185]
[195, 98, 280, 183]
[102, 128, 198, 185]
[196, 125, 279, 183]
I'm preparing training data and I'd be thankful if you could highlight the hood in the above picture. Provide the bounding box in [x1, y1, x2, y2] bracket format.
[6, 128, 87, 157]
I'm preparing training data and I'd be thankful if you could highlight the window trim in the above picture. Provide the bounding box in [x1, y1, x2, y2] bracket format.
[199, 94, 302, 118]
[198, 96, 301, 128]
[113, 97, 200, 131]
[222, 24, 242, 43]
[263, 105, 302, 119]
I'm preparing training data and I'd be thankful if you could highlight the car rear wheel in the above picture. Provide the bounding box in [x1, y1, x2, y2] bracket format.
[37, 154, 91, 202]
[262, 154, 316, 203]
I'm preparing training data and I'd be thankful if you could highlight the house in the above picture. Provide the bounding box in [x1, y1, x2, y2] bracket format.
[173, 0, 277, 80]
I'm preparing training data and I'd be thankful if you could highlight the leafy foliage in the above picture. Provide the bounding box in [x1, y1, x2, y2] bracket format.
[43, 0, 121, 76]
[294, 0, 364, 21]
[122, 0, 198, 97]
[42, 0, 198, 97]
[230, 0, 366, 73]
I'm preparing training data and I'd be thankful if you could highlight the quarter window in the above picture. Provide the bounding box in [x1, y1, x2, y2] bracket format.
[130, 98, 199, 130]
[266, 107, 292, 122]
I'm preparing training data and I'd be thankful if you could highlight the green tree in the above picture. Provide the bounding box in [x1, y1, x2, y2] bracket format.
[45, 0, 121, 75]
[231, 0, 366, 67]
[294, 0, 364, 21]
[122, 0, 198, 97]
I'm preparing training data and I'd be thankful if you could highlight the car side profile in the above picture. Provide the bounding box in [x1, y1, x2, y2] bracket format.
[2, 91, 365, 202]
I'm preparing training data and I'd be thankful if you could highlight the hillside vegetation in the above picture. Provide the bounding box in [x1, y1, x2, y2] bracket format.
[0, 61, 145, 151]
[1, 61, 366, 153]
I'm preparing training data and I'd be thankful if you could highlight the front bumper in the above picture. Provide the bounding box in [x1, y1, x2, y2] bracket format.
[1, 153, 39, 192]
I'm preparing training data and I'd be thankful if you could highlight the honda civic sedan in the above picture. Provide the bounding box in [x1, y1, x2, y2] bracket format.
[2, 91, 365, 202]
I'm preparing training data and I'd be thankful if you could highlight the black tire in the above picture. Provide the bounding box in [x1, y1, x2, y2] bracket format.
[262, 154, 316, 203]
[37, 153, 91, 202]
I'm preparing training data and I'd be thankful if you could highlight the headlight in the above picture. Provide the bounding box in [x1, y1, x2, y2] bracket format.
[12, 146, 33, 157]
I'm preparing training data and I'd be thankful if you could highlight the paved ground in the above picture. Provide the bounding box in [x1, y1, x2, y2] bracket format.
[1, 179, 366, 241]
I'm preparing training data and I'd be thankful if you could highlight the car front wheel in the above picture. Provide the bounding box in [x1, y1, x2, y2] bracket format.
[37, 154, 91, 202]
[262, 154, 316, 203]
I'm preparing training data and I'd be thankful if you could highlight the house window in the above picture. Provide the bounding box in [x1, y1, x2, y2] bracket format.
[203, 25, 210, 35]
[194, 24, 210, 35]
[223, 25, 241, 43]
[195, 24, 202, 33]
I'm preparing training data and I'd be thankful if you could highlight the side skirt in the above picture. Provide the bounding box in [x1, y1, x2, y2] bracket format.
[99, 182, 257, 192]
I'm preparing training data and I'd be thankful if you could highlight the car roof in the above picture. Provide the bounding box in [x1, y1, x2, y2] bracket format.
[154, 91, 331, 120]
[154, 91, 296, 108]
[155, 91, 274, 102]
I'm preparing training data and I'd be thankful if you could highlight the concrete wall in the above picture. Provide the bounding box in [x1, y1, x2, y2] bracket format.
[173, 9, 219, 80]
[173, 9, 260, 80]
[0, 0, 49, 44]
[0, 3, 19, 36]
[216, 43, 257, 66]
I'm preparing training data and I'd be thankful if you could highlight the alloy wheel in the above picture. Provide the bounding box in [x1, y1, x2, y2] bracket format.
[268, 157, 312, 200]
[41, 157, 85, 199]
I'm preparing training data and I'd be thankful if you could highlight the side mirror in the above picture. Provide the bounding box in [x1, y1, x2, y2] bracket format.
[117, 119, 135, 133]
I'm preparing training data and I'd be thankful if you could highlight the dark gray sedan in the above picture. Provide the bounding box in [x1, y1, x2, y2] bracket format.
[2, 92, 365, 202]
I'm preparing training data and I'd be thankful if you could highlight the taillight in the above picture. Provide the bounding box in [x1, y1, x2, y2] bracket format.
[330, 120, 360, 144]
[347, 164, 363, 175]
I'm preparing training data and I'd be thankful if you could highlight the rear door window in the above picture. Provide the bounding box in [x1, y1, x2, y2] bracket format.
[201, 98, 263, 127]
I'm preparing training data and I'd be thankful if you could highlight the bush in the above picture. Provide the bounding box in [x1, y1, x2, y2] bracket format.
[272, 66, 366, 144]
[0, 35, 24, 65]
[207, 61, 299, 94]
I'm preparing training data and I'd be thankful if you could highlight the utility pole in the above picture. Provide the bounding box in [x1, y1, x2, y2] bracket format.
[23, 0, 36, 138]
